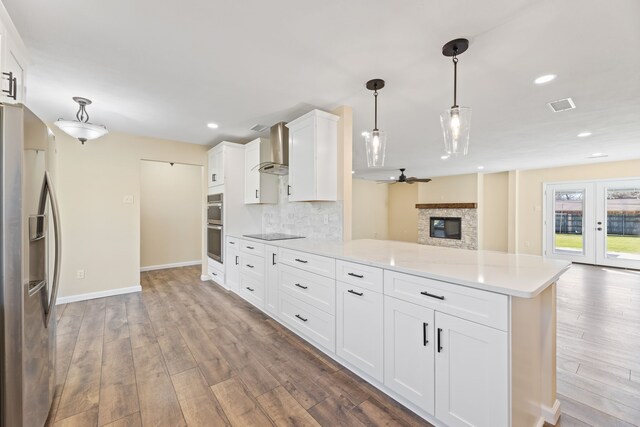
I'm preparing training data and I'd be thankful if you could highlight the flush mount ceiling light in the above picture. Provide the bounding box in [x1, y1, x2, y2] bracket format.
[534, 74, 556, 84]
[207, 123, 219, 129]
[577, 131, 592, 137]
[363, 79, 387, 167]
[54, 97, 108, 144]
[440, 38, 471, 156]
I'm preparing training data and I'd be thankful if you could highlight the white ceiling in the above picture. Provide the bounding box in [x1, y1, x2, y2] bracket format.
[5, 0, 640, 179]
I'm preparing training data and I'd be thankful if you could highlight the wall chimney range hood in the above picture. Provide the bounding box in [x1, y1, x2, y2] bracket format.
[257, 122, 289, 175]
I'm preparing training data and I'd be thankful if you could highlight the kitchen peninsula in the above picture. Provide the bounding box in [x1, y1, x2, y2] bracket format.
[222, 236, 570, 427]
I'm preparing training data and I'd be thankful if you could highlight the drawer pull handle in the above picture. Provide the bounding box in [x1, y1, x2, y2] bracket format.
[347, 272, 364, 279]
[211, 272, 217, 276]
[235, 256, 239, 265]
[295, 314, 308, 322]
[229, 242, 235, 245]
[246, 264, 254, 269]
[420, 291, 445, 300]
[272, 253, 276, 265]
[423, 322, 429, 346]
[294, 258, 308, 264]
[294, 283, 308, 290]
[437, 328, 443, 352]
[347, 289, 363, 296]
[246, 287, 254, 292]
[246, 246, 255, 250]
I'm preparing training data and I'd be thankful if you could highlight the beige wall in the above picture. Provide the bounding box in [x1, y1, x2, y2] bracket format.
[388, 183, 419, 242]
[352, 179, 388, 240]
[482, 172, 509, 252]
[418, 173, 478, 203]
[55, 128, 207, 299]
[140, 161, 202, 268]
[517, 159, 640, 255]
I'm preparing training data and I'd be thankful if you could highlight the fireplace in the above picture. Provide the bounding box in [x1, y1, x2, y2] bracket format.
[430, 217, 461, 240]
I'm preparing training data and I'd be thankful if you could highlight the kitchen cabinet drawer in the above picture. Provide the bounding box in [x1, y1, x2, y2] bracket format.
[335, 260, 383, 293]
[241, 253, 265, 279]
[240, 240, 265, 257]
[384, 270, 508, 331]
[279, 248, 335, 279]
[239, 274, 264, 308]
[227, 236, 240, 247]
[279, 292, 335, 352]
[279, 264, 335, 315]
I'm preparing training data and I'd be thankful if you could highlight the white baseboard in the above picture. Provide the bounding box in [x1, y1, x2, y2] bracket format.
[140, 260, 201, 272]
[201, 274, 211, 281]
[56, 285, 141, 305]
[541, 399, 561, 425]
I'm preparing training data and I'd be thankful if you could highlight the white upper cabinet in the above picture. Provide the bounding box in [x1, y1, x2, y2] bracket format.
[286, 110, 339, 202]
[244, 138, 278, 204]
[0, 5, 29, 104]
[208, 145, 224, 188]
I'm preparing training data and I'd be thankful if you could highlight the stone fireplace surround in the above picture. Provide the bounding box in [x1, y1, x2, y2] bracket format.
[416, 203, 478, 250]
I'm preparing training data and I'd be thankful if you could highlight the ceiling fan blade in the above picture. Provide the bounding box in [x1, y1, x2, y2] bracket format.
[376, 180, 396, 184]
[405, 178, 432, 183]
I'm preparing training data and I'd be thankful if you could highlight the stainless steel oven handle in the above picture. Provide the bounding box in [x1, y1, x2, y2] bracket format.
[208, 225, 223, 230]
[38, 171, 61, 328]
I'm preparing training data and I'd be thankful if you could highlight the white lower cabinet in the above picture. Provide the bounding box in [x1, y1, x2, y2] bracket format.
[226, 243, 240, 292]
[434, 312, 508, 427]
[279, 292, 335, 352]
[239, 273, 264, 308]
[336, 281, 383, 382]
[383, 296, 435, 415]
[265, 245, 279, 315]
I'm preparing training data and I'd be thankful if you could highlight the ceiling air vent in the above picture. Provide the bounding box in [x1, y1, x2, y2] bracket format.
[250, 124, 269, 132]
[547, 98, 576, 112]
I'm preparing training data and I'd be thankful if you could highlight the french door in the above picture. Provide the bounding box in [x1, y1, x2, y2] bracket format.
[545, 179, 640, 269]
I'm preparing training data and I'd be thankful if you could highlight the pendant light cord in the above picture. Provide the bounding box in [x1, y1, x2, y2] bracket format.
[452, 54, 459, 108]
[373, 85, 379, 131]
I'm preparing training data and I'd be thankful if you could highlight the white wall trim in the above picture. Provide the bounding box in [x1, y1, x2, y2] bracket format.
[541, 399, 562, 425]
[56, 285, 141, 305]
[200, 274, 211, 281]
[140, 260, 201, 272]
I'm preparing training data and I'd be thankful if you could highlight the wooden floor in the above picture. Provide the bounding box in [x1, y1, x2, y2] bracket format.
[47, 263, 640, 427]
[554, 264, 640, 427]
[47, 265, 432, 427]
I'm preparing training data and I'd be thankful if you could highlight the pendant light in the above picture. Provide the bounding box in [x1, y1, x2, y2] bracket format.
[55, 97, 108, 144]
[440, 38, 471, 156]
[363, 79, 387, 167]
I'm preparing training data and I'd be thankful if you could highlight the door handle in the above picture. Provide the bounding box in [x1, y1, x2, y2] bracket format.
[347, 289, 363, 296]
[255, 189, 259, 199]
[235, 256, 239, 265]
[423, 322, 429, 346]
[420, 291, 445, 300]
[597, 227, 603, 231]
[2, 71, 17, 100]
[347, 272, 364, 279]
[246, 287, 254, 292]
[246, 264, 254, 269]
[212, 173, 216, 182]
[295, 314, 308, 322]
[437, 328, 443, 353]
[272, 253, 276, 265]
[287, 185, 291, 196]
[294, 283, 308, 290]
[38, 171, 61, 328]
[295, 258, 308, 264]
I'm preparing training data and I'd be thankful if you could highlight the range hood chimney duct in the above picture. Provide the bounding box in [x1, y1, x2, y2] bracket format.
[258, 122, 289, 175]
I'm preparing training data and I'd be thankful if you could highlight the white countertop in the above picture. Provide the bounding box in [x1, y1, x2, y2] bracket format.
[232, 236, 571, 298]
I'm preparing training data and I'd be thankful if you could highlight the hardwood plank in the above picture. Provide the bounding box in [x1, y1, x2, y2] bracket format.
[100, 412, 141, 427]
[177, 322, 225, 363]
[256, 386, 321, 427]
[53, 409, 98, 427]
[198, 357, 236, 386]
[104, 300, 129, 343]
[576, 364, 640, 397]
[178, 391, 231, 427]
[307, 395, 364, 427]
[156, 328, 197, 375]
[351, 398, 433, 427]
[558, 393, 636, 427]
[171, 367, 210, 402]
[236, 358, 279, 397]
[127, 322, 157, 349]
[56, 331, 78, 387]
[211, 378, 273, 426]
[315, 369, 372, 406]
[131, 343, 186, 427]
[98, 338, 139, 426]
[56, 335, 103, 421]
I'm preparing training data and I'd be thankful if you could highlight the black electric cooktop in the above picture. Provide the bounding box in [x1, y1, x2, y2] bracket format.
[243, 233, 306, 241]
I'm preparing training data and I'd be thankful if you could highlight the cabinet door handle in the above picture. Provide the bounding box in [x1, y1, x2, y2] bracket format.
[246, 287, 254, 292]
[347, 289, 363, 296]
[294, 283, 308, 290]
[437, 328, 443, 353]
[420, 291, 445, 300]
[423, 322, 429, 346]
[287, 185, 291, 196]
[229, 241, 235, 245]
[295, 314, 308, 322]
[246, 246, 254, 250]
[2, 71, 17, 100]
[295, 258, 308, 264]
[255, 189, 259, 199]
[347, 272, 364, 279]
[212, 173, 216, 181]
[272, 253, 276, 265]
[211, 271, 217, 276]
[246, 264, 254, 269]
[235, 256, 239, 265]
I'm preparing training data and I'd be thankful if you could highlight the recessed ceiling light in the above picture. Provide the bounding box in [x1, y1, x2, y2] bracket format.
[441, 155, 450, 160]
[389, 176, 395, 180]
[577, 131, 592, 138]
[534, 74, 556, 84]
[207, 123, 219, 129]
[588, 153, 608, 158]
[477, 166, 484, 170]
[351, 170, 355, 174]
[361, 131, 369, 137]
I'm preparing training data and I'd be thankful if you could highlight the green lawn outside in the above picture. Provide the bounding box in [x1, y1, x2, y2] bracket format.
[555, 233, 640, 254]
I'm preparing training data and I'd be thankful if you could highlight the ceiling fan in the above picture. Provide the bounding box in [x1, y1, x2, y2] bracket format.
[377, 168, 432, 184]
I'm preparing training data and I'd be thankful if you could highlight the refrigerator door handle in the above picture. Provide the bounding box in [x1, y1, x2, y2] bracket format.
[38, 171, 61, 328]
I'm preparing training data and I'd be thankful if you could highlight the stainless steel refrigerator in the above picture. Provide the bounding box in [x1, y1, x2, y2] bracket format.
[1, 104, 61, 427]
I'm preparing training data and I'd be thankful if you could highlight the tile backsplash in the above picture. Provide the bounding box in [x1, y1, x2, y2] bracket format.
[261, 176, 343, 240]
